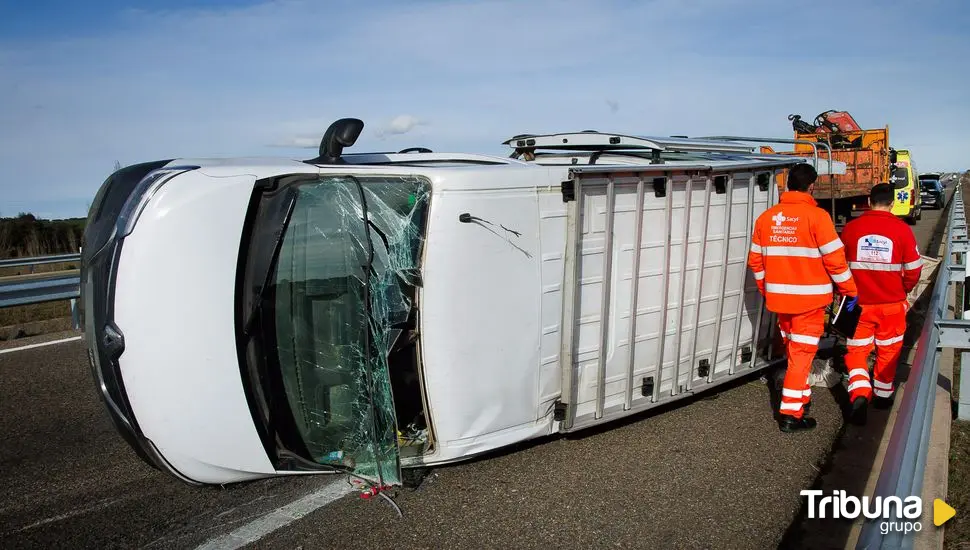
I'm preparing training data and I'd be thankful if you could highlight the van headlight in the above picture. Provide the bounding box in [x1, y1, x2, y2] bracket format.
[115, 165, 200, 238]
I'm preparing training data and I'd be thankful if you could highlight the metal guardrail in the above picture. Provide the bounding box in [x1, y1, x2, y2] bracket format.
[0, 253, 81, 329]
[0, 275, 82, 308]
[0, 253, 81, 269]
[856, 183, 966, 549]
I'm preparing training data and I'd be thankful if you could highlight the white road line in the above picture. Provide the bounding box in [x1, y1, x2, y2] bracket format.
[0, 335, 82, 355]
[11, 497, 123, 533]
[193, 479, 354, 550]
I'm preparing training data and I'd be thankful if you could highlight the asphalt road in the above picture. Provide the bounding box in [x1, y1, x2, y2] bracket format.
[0, 193, 954, 550]
[0, 332, 335, 550]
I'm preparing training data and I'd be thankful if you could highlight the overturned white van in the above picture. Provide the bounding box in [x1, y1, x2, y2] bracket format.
[81, 118, 842, 489]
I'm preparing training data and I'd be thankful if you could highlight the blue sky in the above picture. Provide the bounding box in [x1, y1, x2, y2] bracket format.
[1, 0, 968, 219]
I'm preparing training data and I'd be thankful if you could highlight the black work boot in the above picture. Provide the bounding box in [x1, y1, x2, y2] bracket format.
[779, 415, 818, 433]
[872, 395, 895, 410]
[849, 396, 869, 426]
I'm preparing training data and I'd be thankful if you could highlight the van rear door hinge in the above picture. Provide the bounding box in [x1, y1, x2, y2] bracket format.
[553, 401, 567, 421]
[641, 376, 655, 397]
[697, 358, 711, 378]
[757, 173, 771, 192]
[561, 180, 576, 202]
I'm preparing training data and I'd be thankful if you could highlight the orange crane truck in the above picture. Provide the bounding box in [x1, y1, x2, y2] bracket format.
[761, 110, 898, 228]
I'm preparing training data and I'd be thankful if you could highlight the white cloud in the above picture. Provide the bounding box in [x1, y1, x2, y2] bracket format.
[375, 115, 428, 139]
[266, 135, 320, 149]
[0, 0, 967, 217]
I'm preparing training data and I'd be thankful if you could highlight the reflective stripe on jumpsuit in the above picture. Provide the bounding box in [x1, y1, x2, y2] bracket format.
[844, 301, 908, 401]
[776, 310, 825, 418]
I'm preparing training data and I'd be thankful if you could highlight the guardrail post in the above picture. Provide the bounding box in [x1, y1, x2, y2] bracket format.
[963, 276, 970, 319]
[70, 298, 80, 331]
[959, 352, 970, 421]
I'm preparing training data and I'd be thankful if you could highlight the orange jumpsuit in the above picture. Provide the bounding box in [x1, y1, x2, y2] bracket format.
[840, 210, 922, 401]
[748, 191, 858, 418]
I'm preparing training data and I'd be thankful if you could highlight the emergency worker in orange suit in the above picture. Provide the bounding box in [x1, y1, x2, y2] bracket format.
[748, 163, 858, 433]
[839, 183, 922, 425]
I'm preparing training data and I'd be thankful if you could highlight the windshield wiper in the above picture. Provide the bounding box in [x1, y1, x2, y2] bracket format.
[243, 189, 298, 335]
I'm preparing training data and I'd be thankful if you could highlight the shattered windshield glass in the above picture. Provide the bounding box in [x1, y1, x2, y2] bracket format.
[270, 174, 430, 486]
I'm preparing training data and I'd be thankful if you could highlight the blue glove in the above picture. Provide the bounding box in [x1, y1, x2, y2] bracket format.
[846, 296, 859, 312]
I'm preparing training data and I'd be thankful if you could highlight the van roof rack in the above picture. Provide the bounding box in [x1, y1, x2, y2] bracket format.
[502, 131, 755, 155]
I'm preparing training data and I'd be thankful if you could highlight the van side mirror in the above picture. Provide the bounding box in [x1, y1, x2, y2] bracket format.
[306, 118, 365, 164]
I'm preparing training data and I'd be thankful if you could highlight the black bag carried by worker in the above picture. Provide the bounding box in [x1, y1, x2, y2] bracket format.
[830, 295, 863, 338]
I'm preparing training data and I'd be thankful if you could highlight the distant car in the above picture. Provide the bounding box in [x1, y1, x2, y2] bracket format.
[919, 172, 945, 194]
[920, 179, 944, 209]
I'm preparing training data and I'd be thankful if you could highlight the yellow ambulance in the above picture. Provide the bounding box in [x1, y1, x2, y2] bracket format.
[889, 149, 922, 224]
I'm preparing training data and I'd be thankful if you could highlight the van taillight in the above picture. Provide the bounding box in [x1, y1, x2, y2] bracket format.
[910, 193, 915, 205]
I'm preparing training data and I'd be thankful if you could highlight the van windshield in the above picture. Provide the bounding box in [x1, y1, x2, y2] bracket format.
[240, 173, 430, 485]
